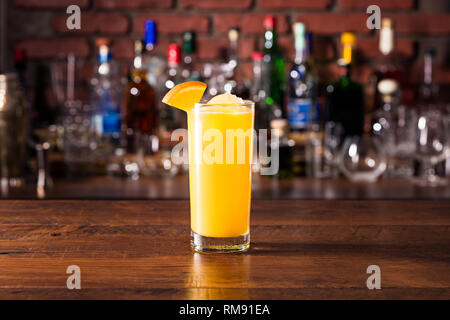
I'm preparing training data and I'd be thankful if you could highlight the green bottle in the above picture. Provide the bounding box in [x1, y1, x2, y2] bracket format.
[326, 32, 365, 139]
[262, 15, 286, 119]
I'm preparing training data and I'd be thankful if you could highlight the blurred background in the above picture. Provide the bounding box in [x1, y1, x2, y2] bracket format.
[0, 0, 449, 200]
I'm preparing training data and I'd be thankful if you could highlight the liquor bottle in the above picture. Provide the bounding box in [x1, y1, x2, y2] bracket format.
[13, 48, 27, 90]
[419, 49, 438, 108]
[262, 15, 285, 119]
[182, 31, 201, 81]
[326, 32, 365, 139]
[142, 20, 166, 91]
[124, 40, 158, 154]
[224, 28, 250, 99]
[373, 18, 403, 111]
[251, 52, 271, 131]
[287, 22, 318, 131]
[90, 44, 123, 159]
[161, 43, 184, 134]
[270, 119, 294, 179]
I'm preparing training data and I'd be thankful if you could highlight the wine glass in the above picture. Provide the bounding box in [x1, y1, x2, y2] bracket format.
[414, 109, 448, 186]
[339, 134, 387, 183]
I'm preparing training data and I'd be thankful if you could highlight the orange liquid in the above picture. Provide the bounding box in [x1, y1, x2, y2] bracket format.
[188, 105, 254, 238]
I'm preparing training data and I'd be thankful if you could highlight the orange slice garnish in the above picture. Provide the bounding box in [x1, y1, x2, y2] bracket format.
[162, 81, 207, 112]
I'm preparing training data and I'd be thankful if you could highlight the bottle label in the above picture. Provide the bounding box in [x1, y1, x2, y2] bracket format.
[287, 98, 313, 129]
[92, 113, 121, 135]
[102, 112, 121, 134]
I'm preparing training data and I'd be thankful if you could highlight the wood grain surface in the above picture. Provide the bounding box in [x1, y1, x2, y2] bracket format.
[3, 175, 450, 200]
[0, 200, 449, 299]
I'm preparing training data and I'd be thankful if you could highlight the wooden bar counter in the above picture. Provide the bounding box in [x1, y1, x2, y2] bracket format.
[0, 200, 449, 299]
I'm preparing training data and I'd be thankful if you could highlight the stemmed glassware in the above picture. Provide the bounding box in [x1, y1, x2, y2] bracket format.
[414, 109, 448, 186]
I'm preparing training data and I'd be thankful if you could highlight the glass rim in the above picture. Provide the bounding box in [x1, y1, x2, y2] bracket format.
[195, 100, 254, 108]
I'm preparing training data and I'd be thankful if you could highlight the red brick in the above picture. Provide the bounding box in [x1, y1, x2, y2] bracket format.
[215, 14, 289, 35]
[278, 36, 294, 60]
[135, 14, 209, 34]
[53, 13, 129, 34]
[13, 0, 89, 8]
[296, 13, 370, 34]
[240, 37, 256, 60]
[259, 0, 331, 10]
[384, 14, 450, 35]
[180, 0, 252, 10]
[197, 38, 228, 60]
[111, 39, 134, 60]
[15, 38, 90, 59]
[338, 0, 414, 10]
[356, 38, 415, 59]
[94, 0, 173, 9]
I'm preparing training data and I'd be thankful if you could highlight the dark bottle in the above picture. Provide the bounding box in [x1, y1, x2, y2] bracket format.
[124, 40, 158, 152]
[270, 119, 294, 179]
[182, 31, 201, 81]
[287, 22, 318, 131]
[13, 49, 27, 90]
[373, 18, 403, 111]
[262, 15, 286, 119]
[326, 32, 365, 139]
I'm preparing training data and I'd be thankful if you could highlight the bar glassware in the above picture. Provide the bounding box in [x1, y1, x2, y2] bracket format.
[188, 101, 254, 253]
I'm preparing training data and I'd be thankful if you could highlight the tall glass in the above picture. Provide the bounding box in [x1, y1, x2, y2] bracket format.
[188, 101, 254, 253]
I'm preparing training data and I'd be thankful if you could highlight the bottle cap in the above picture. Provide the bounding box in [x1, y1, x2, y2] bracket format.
[341, 32, 356, 46]
[98, 44, 112, 63]
[145, 20, 157, 47]
[134, 40, 143, 54]
[264, 15, 275, 30]
[293, 22, 305, 36]
[381, 18, 393, 29]
[252, 52, 263, 61]
[293, 22, 306, 52]
[168, 43, 181, 66]
[228, 28, 239, 42]
[13, 48, 26, 64]
[183, 31, 196, 54]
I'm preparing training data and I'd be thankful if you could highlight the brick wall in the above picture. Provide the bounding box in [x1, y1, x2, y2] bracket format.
[5, 0, 450, 100]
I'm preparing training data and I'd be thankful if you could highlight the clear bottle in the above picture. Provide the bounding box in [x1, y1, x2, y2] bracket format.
[287, 22, 318, 131]
[90, 44, 123, 160]
[142, 20, 166, 94]
[251, 52, 271, 131]
[162, 43, 184, 133]
[373, 18, 404, 111]
[419, 49, 439, 109]
[224, 28, 250, 99]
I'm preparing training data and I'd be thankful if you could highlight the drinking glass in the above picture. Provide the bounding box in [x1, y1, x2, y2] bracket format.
[414, 110, 448, 186]
[188, 101, 254, 253]
[339, 134, 387, 183]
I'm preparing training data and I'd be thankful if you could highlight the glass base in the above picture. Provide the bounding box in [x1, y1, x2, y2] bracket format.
[413, 175, 448, 187]
[190, 230, 250, 253]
